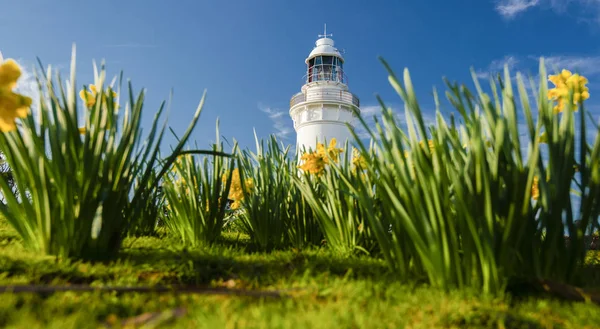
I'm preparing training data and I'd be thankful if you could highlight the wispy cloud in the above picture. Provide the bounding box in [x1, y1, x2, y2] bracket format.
[0, 52, 38, 97]
[12, 59, 41, 113]
[474, 53, 600, 159]
[354, 105, 383, 140]
[354, 104, 438, 141]
[542, 55, 600, 76]
[258, 104, 293, 140]
[360, 105, 381, 117]
[475, 54, 600, 87]
[494, 0, 600, 21]
[495, 0, 540, 19]
[475, 56, 520, 79]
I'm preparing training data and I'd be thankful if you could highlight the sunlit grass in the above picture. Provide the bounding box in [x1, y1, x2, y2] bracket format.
[1, 217, 600, 329]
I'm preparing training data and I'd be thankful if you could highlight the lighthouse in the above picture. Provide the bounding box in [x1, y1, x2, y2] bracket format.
[289, 26, 360, 159]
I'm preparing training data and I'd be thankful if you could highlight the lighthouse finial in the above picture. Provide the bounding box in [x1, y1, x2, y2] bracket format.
[318, 24, 333, 39]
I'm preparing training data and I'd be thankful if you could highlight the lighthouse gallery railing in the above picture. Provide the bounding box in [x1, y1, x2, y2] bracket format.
[290, 90, 360, 108]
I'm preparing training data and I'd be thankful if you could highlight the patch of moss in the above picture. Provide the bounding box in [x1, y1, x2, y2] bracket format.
[1, 218, 600, 328]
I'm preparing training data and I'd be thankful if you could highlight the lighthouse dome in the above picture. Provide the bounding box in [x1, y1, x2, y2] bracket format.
[306, 37, 343, 63]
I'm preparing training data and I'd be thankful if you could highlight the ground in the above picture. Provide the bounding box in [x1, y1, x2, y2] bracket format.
[1, 218, 600, 329]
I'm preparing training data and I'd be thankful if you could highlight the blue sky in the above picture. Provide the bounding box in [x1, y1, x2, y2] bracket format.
[2, 0, 600, 153]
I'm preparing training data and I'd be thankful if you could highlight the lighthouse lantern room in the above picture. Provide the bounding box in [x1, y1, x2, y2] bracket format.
[289, 25, 361, 159]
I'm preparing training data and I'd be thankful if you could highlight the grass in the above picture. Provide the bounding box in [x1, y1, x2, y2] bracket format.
[2, 218, 600, 328]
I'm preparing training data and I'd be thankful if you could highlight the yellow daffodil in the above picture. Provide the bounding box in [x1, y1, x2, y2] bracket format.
[419, 139, 435, 152]
[0, 58, 32, 132]
[78, 126, 86, 134]
[531, 175, 552, 200]
[548, 69, 589, 114]
[357, 222, 364, 233]
[531, 176, 539, 201]
[298, 138, 343, 176]
[0, 59, 22, 91]
[79, 84, 118, 109]
[205, 197, 224, 212]
[298, 152, 326, 176]
[230, 200, 242, 210]
[538, 131, 547, 144]
[404, 139, 435, 158]
[222, 168, 254, 209]
[316, 138, 343, 164]
[0, 90, 31, 132]
[79, 90, 95, 108]
[171, 155, 185, 173]
[351, 148, 368, 172]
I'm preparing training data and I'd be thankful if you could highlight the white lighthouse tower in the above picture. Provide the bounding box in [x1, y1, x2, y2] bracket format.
[289, 25, 360, 158]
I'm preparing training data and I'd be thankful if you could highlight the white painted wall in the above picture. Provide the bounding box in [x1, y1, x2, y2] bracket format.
[294, 102, 356, 157]
[295, 120, 354, 155]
